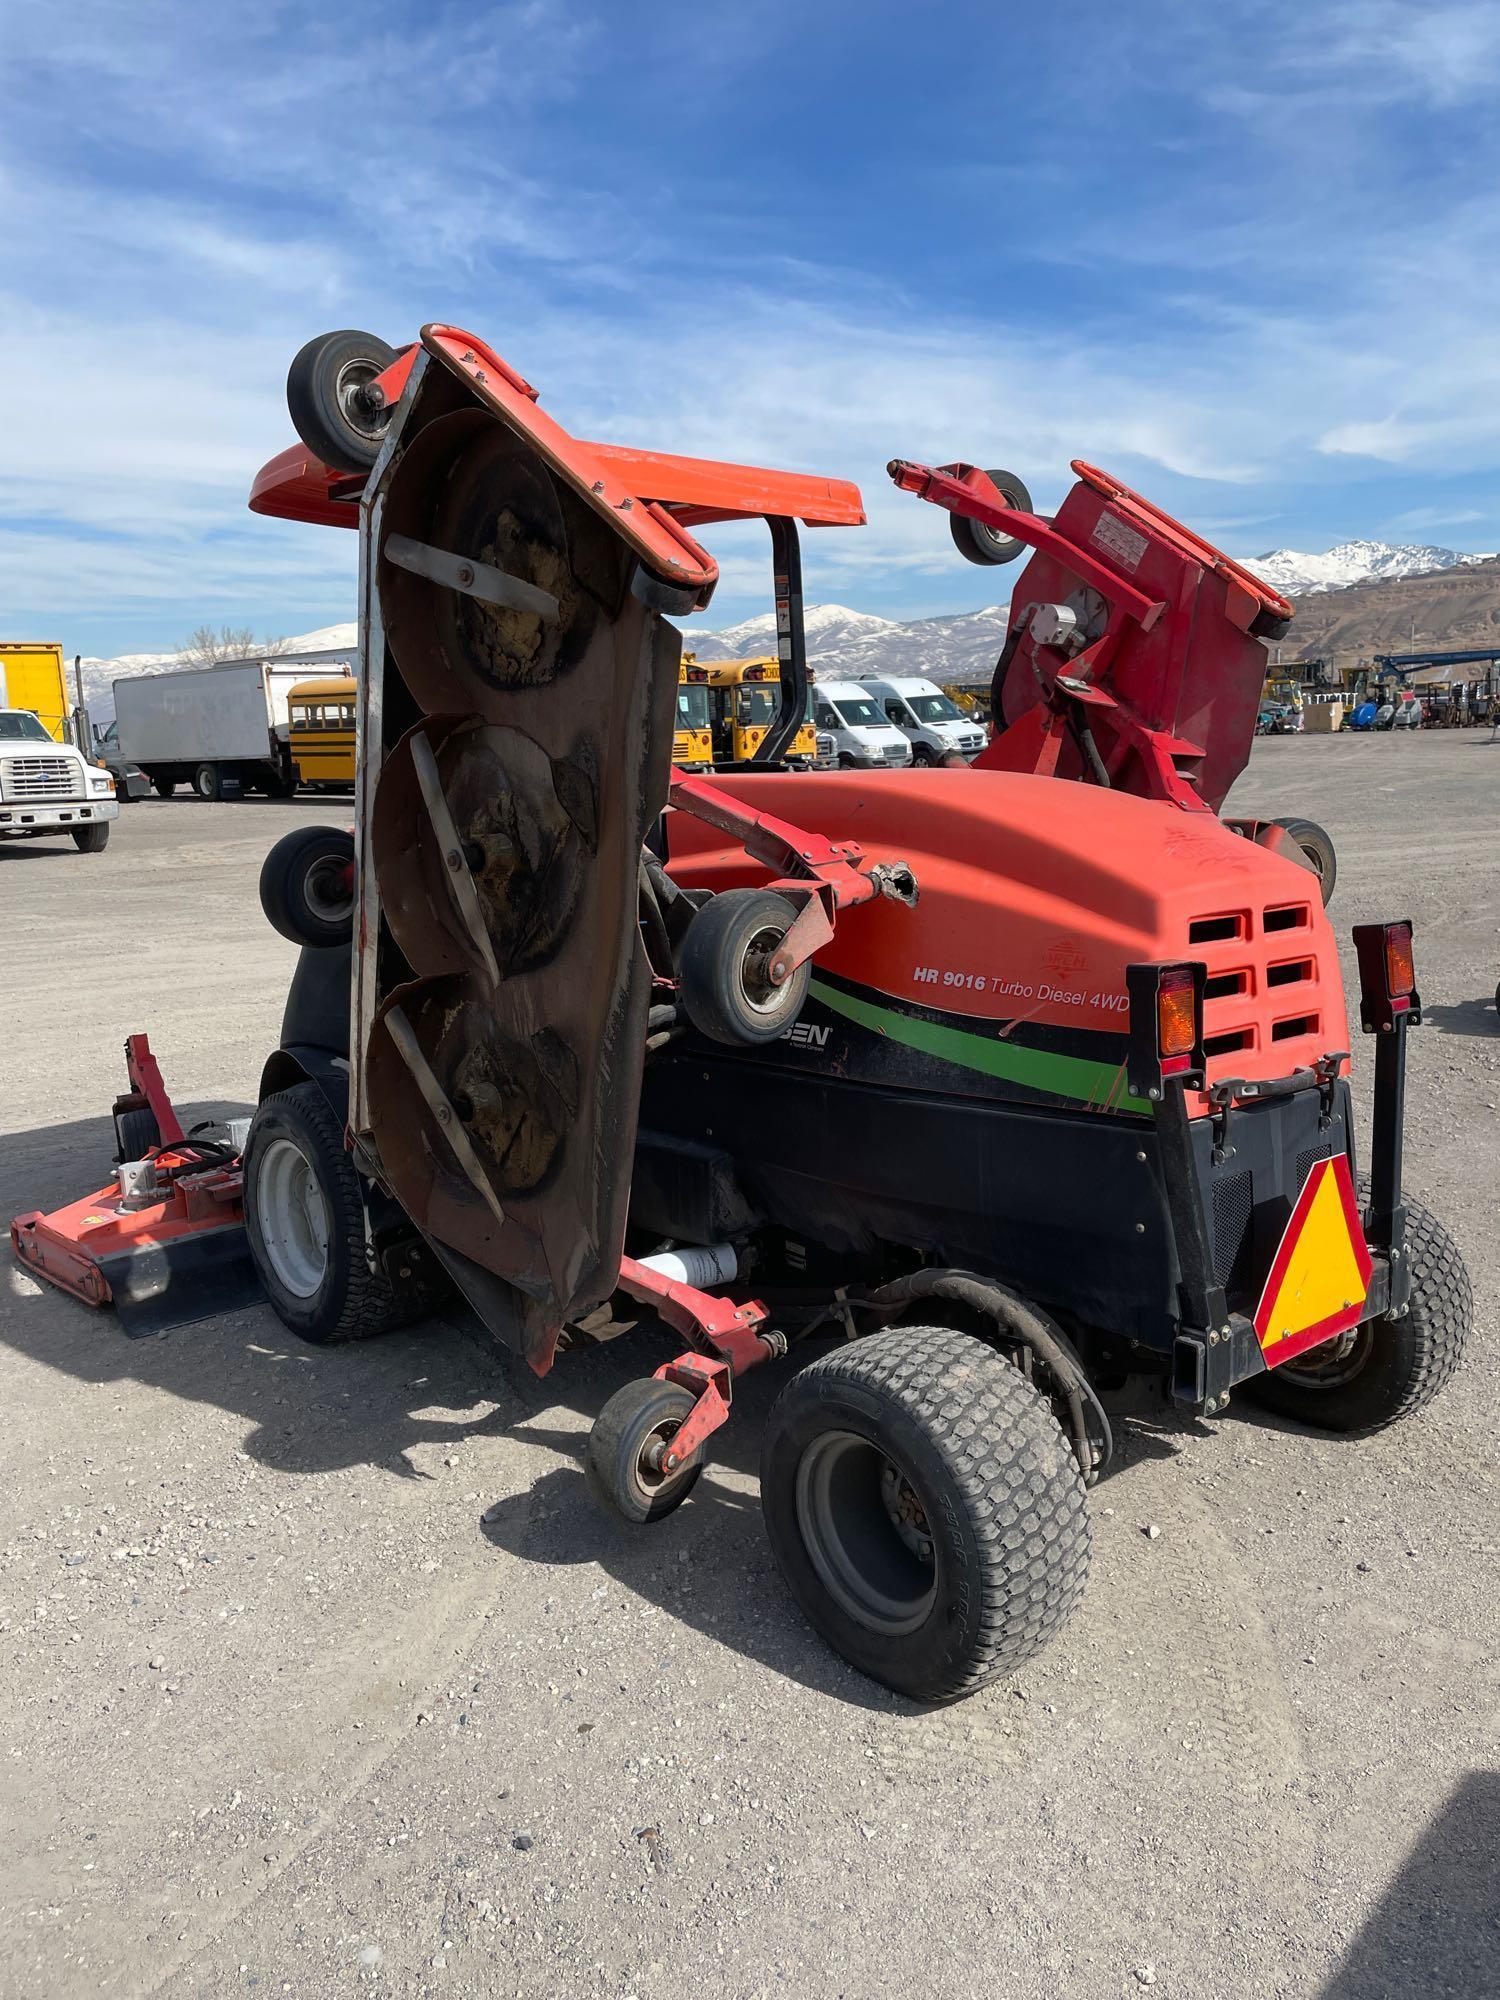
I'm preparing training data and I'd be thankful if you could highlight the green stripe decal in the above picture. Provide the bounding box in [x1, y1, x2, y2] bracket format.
[809, 978, 1148, 1118]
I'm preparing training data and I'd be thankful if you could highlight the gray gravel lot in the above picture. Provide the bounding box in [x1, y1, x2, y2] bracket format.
[1, 734, 1496, 2000]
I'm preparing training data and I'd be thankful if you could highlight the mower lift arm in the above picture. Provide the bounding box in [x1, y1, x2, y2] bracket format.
[887, 459, 1167, 630]
[667, 770, 918, 986]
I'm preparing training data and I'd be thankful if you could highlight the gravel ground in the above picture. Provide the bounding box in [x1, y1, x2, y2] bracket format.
[1, 735, 1496, 2000]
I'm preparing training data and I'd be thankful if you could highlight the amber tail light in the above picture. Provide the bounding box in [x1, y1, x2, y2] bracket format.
[1126, 961, 1207, 1099]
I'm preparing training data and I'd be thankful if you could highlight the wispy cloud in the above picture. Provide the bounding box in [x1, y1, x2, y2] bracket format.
[5, 0, 1500, 651]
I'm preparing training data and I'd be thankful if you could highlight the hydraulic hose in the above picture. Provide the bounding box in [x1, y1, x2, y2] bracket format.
[637, 862, 674, 977]
[857, 1267, 1113, 1481]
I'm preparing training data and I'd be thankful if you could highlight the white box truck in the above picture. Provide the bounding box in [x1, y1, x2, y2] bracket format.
[113, 660, 311, 800]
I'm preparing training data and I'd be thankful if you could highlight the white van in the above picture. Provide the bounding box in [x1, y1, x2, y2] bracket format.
[855, 675, 986, 764]
[812, 680, 913, 768]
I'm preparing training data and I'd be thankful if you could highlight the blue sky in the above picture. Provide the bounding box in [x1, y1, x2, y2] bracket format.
[5, 0, 1500, 657]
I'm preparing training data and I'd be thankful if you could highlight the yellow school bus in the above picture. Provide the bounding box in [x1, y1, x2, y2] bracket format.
[687, 656, 818, 765]
[288, 677, 356, 789]
[674, 658, 714, 769]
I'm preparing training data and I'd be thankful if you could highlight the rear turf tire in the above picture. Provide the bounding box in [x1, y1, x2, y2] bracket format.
[760, 1327, 1090, 1702]
[1247, 1191, 1469, 1434]
[244, 1081, 432, 1344]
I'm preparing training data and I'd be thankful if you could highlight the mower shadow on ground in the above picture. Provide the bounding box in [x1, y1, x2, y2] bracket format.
[1422, 997, 1500, 1039]
[1319, 1769, 1500, 1999]
[0, 1108, 1221, 1709]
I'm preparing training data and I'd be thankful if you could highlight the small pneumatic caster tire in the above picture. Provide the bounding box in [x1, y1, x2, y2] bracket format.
[259, 826, 356, 948]
[677, 888, 811, 1046]
[286, 329, 399, 474]
[585, 1378, 705, 1523]
[113, 1105, 161, 1164]
[1268, 815, 1337, 906]
[949, 468, 1033, 567]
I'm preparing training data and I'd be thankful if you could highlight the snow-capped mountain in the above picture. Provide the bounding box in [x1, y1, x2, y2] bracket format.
[80, 621, 357, 719]
[684, 602, 1012, 684]
[685, 603, 905, 663]
[1244, 540, 1491, 597]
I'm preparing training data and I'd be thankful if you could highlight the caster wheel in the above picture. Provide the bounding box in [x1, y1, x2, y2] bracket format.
[259, 826, 356, 947]
[950, 468, 1033, 566]
[585, 1378, 704, 1523]
[677, 888, 810, 1046]
[286, 329, 399, 474]
[113, 1105, 161, 1163]
[1268, 815, 1336, 905]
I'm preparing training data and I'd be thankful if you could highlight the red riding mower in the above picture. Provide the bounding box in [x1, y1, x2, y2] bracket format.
[17, 327, 1469, 1705]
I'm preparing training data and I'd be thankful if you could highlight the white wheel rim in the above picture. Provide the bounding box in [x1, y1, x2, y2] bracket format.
[257, 1137, 330, 1298]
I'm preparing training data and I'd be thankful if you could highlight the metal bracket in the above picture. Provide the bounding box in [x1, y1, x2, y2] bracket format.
[667, 770, 917, 988]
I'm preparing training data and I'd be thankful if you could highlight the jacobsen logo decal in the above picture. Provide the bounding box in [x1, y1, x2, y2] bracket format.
[781, 1021, 831, 1048]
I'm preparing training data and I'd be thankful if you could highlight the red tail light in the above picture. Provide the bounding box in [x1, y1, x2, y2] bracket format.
[1353, 920, 1420, 1033]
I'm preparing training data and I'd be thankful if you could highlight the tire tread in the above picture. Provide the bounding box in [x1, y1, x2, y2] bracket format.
[767, 1327, 1090, 1699]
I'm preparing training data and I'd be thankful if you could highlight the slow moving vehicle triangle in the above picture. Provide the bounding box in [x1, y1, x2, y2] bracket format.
[1255, 1155, 1373, 1365]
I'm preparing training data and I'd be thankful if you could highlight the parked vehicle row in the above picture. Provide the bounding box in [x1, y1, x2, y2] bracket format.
[93, 665, 357, 800]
